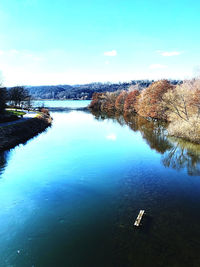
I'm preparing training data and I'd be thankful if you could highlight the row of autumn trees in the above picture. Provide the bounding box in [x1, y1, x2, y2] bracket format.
[0, 85, 31, 114]
[89, 79, 200, 143]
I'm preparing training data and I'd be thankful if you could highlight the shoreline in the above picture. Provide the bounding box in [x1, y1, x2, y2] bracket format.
[33, 98, 92, 101]
[0, 113, 52, 151]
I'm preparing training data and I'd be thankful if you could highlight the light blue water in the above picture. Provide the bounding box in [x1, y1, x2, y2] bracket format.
[34, 99, 91, 108]
[0, 109, 200, 267]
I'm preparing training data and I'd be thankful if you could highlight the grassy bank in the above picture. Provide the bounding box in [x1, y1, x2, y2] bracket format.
[0, 112, 52, 151]
[0, 110, 26, 123]
[6, 110, 26, 116]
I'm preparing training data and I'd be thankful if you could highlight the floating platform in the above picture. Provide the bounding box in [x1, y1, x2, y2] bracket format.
[134, 210, 145, 227]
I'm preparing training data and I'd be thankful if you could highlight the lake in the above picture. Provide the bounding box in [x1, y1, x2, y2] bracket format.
[0, 100, 200, 267]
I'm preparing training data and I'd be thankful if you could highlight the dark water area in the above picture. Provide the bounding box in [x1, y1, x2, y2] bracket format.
[0, 105, 200, 267]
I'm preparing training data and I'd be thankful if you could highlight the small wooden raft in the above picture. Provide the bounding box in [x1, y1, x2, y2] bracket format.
[134, 210, 145, 227]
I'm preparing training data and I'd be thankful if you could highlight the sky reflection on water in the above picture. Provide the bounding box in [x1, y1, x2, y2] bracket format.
[0, 110, 200, 266]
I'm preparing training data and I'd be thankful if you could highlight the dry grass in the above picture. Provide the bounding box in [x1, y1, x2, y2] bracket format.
[167, 115, 200, 143]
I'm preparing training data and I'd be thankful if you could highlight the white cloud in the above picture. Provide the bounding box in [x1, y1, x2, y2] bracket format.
[0, 48, 192, 86]
[104, 50, 117, 56]
[106, 134, 117, 141]
[157, 51, 182, 57]
[149, 64, 167, 69]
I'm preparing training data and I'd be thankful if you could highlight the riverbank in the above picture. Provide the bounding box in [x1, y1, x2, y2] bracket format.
[89, 79, 200, 144]
[0, 112, 52, 151]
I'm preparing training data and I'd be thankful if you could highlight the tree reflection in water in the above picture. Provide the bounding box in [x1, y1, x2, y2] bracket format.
[162, 138, 200, 176]
[91, 111, 200, 176]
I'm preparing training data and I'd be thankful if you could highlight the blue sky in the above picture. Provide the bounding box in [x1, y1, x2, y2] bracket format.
[0, 0, 200, 86]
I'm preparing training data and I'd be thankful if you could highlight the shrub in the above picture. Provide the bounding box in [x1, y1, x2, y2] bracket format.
[40, 108, 50, 115]
[167, 116, 200, 143]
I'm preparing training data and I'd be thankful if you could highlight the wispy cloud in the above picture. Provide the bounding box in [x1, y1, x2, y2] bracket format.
[149, 64, 167, 69]
[104, 50, 117, 56]
[157, 50, 183, 57]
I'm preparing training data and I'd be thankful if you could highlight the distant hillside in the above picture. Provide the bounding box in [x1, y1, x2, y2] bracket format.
[26, 80, 181, 100]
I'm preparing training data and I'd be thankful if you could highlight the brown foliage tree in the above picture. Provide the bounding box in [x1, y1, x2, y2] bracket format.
[162, 79, 200, 143]
[124, 89, 140, 115]
[89, 92, 105, 111]
[115, 91, 127, 113]
[101, 92, 118, 113]
[137, 80, 173, 120]
[189, 80, 200, 116]
[162, 80, 200, 121]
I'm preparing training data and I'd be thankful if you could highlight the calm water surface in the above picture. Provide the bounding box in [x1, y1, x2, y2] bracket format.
[34, 99, 91, 108]
[0, 102, 200, 267]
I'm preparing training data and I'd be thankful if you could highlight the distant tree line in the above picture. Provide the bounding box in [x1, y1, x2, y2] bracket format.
[25, 80, 181, 100]
[89, 79, 200, 144]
